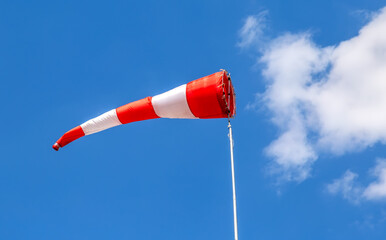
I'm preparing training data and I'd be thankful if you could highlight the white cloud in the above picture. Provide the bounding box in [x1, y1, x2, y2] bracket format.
[237, 11, 268, 49]
[363, 159, 386, 200]
[327, 159, 386, 203]
[326, 170, 363, 204]
[266, 118, 317, 182]
[242, 7, 386, 182]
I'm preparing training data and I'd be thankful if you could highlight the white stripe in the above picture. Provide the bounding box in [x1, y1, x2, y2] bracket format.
[80, 109, 122, 135]
[151, 84, 197, 119]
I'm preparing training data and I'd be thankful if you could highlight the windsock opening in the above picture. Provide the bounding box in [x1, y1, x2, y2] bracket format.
[222, 70, 236, 118]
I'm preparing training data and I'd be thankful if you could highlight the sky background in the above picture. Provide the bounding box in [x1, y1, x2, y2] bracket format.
[1, 0, 386, 239]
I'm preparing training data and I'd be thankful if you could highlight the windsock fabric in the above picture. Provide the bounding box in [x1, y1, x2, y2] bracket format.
[53, 70, 236, 151]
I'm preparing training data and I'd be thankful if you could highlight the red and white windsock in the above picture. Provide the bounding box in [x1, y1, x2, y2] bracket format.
[53, 70, 236, 151]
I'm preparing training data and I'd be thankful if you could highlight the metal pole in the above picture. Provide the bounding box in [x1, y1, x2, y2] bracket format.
[228, 119, 239, 240]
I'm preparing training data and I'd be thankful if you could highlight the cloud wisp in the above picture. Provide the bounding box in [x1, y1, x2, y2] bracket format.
[327, 159, 386, 203]
[327, 170, 363, 204]
[239, 7, 386, 183]
[363, 159, 386, 200]
[237, 11, 268, 49]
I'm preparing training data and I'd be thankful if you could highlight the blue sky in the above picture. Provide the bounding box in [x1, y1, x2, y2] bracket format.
[1, 0, 386, 239]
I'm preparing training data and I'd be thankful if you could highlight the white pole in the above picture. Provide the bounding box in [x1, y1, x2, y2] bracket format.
[228, 119, 239, 240]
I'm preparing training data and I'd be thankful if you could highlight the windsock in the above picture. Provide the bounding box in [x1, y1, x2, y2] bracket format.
[53, 70, 236, 151]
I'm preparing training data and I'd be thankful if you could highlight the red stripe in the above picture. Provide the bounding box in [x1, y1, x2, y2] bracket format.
[116, 96, 160, 124]
[186, 71, 229, 119]
[54, 126, 85, 149]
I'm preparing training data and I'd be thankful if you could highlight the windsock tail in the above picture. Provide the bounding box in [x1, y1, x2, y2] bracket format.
[52, 126, 85, 151]
[52, 97, 159, 151]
